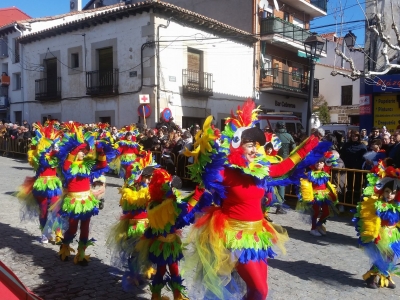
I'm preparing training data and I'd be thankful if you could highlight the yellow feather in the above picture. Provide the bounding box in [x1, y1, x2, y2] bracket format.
[359, 196, 381, 243]
[300, 178, 314, 201]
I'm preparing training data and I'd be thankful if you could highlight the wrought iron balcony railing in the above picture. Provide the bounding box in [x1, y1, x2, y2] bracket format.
[261, 68, 319, 97]
[86, 68, 119, 96]
[35, 77, 61, 101]
[260, 17, 315, 44]
[311, 0, 328, 12]
[182, 69, 213, 97]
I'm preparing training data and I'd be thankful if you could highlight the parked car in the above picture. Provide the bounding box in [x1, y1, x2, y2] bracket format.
[257, 113, 304, 134]
[320, 123, 359, 141]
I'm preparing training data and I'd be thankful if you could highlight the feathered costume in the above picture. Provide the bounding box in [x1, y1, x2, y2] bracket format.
[183, 99, 330, 300]
[296, 152, 338, 235]
[135, 168, 205, 300]
[111, 124, 142, 180]
[56, 123, 117, 265]
[354, 165, 400, 288]
[16, 122, 63, 241]
[107, 150, 158, 290]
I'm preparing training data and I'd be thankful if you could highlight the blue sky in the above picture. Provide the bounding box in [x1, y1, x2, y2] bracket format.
[1, 0, 90, 18]
[311, 0, 366, 46]
[3, 0, 366, 46]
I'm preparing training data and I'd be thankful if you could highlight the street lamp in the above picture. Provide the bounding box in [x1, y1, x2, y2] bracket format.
[344, 30, 363, 52]
[304, 33, 325, 135]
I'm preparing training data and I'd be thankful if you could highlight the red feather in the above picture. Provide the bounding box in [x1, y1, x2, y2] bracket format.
[227, 146, 247, 167]
[241, 99, 255, 126]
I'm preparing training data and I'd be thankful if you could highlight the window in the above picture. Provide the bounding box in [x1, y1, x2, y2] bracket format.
[99, 116, 111, 124]
[13, 73, 21, 90]
[71, 53, 79, 68]
[341, 85, 353, 105]
[14, 39, 20, 63]
[283, 12, 290, 22]
[292, 67, 303, 82]
[98, 47, 113, 71]
[14, 111, 22, 125]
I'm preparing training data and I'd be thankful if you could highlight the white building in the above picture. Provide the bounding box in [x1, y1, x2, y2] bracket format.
[10, 2, 256, 128]
[316, 33, 364, 124]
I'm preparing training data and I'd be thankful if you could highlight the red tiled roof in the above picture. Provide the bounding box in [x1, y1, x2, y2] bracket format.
[0, 7, 31, 27]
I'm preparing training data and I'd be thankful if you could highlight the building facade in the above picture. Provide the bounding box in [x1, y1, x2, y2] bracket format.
[13, 2, 256, 128]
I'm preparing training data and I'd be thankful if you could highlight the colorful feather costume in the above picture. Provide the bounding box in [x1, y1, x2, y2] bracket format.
[107, 151, 158, 290]
[183, 99, 330, 299]
[110, 125, 142, 180]
[16, 122, 63, 241]
[354, 165, 400, 289]
[135, 168, 205, 300]
[296, 151, 339, 235]
[56, 123, 116, 265]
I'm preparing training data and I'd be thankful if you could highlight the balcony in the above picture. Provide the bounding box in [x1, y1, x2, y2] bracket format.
[311, 0, 327, 12]
[182, 69, 213, 97]
[260, 68, 319, 98]
[279, 0, 327, 17]
[35, 77, 61, 101]
[86, 68, 119, 96]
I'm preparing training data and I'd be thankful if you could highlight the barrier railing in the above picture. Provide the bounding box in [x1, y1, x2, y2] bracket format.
[0, 137, 30, 157]
[0, 138, 370, 207]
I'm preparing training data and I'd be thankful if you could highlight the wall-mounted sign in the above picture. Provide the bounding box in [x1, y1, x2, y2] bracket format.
[139, 94, 150, 104]
[359, 94, 372, 115]
[275, 100, 295, 108]
[373, 94, 400, 132]
[169, 76, 176, 82]
[373, 74, 400, 93]
[129, 71, 137, 77]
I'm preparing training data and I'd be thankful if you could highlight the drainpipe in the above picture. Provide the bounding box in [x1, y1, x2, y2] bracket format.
[156, 19, 170, 122]
[14, 24, 24, 123]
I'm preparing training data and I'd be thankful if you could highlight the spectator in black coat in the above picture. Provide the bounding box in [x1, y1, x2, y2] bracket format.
[141, 129, 160, 151]
[340, 131, 367, 169]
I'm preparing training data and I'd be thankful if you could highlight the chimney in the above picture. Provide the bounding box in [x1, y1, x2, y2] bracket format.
[70, 0, 82, 12]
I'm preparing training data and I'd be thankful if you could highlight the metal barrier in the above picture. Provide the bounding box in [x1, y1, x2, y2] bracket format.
[0, 137, 30, 157]
[285, 167, 370, 207]
[0, 138, 371, 206]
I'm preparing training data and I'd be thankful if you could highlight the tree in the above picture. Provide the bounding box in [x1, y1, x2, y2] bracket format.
[331, 0, 400, 80]
[313, 94, 330, 124]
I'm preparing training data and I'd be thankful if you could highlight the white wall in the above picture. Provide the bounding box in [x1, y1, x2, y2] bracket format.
[315, 64, 360, 106]
[17, 11, 254, 128]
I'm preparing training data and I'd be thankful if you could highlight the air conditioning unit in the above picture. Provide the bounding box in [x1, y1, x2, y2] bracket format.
[70, 0, 82, 12]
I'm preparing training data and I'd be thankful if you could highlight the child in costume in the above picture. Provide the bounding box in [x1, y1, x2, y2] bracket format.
[107, 151, 157, 290]
[354, 165, 400, 289]
[57, 124, 116, 266]
[183, 100, 330, 300]
[17, 122, 63, 243]
[297, 152, 338, 237]
[135, 168, 205, 300]
[112, 125, 141, 181]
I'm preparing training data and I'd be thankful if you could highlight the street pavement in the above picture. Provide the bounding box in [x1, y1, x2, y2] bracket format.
[1, 155, 400, 299]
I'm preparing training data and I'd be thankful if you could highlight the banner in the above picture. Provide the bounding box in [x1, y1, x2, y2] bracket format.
[373, 94, 400, 133]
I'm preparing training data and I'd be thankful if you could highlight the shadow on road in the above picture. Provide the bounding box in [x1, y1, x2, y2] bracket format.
[268, 259, 365, 288]
[283, 225, 358, 247]
[0, 222, 149, 300]
[12, 166, 34, 171]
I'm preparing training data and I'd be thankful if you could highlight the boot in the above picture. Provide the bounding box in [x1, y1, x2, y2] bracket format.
[387, 276, 396, 289]
[365, 275, 377, 289]
[59, 244, 75, 261]
[173, 290, 189, 300]
[73, 239, 95, 266]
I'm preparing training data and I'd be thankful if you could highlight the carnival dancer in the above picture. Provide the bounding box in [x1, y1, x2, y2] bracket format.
[111, 125, 142, 181]
[183, 100, 330, 300]
[107, 150, 158, 290]
[354, 165, 400, 289]
[16, 122, 63, 243]
[57, 123, 116, 266]
[297, 152, 339, 236]
[135, 168, 205, 300]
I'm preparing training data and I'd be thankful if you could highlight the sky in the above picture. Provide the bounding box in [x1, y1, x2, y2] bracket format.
[311, 0, 366, 46]
[2, 0, 366, 46]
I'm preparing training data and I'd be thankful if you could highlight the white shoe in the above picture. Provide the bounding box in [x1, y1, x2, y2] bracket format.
[41, 234, 49, 244]
[310, 229, 322, 237]
[317, 225, 327, 236]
